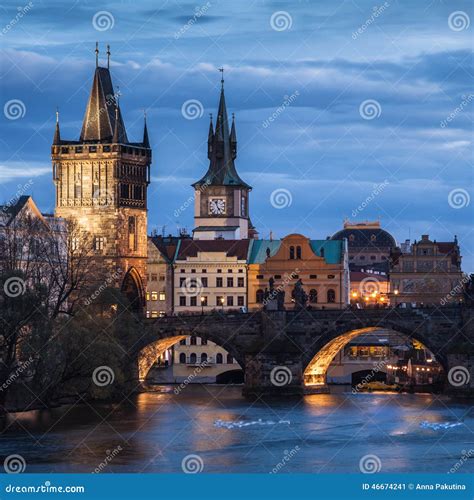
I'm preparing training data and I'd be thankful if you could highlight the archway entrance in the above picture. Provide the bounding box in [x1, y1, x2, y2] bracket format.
[304, 327, 445, 390]
[121, 267, 145, 312]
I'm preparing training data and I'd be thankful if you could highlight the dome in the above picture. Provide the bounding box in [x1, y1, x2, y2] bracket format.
[331, 225, 396, 249]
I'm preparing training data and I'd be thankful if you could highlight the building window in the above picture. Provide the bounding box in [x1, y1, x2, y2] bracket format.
[180, 269, 185, 273]
[216, 353, 223, 364]
[238, 269, 243, 273]
[227, 269, 233, 273]
[296, 246, 302, 259]
[190, 353, 197, 364]
[227, 296, 234, 306]
[310, 274, 317, 279]
[200, 296, 208, 306]
[151, 274, 158, 281]
[128, 216, 137, 251]
[159, 292, 166, 301]
[94, 237, 105, 251]
[227, 277, 234, 287]
[238, 277, 244, 287]
[274, 275, 282, 279]
[256, 289, 264, 303]
[227, 354, 233, 364]
[191, 269, 196, 273]
[179, 353, 186, 363]
[216, 277, 223, 287]
[179, 296, 186, 306]
[216, 296, 224, 307]
[309, 289, 318, 303]
[201, 277, 208, 287]
[179, 277, 186, 287]
[328, 274, 335, 279]
[217, 269, 222, 273]
[190, 337, 197, 345]
[256, 274, 264, 279]
[289, 246, 295, 259]
[238, 296, 244, 306]
[151, 311, 158, 318]
[146, 292, 150, 301]
[327, 289, 336, 303]
[151, 292, 158, 301]
[190, 296, 197, 306]
[360, 256, 365, 260]
[180, 339, 186, 345]
[201, 339, 207, 345]
[202, 269, 207, 273]
[201, 353, 208, 363]
[370, 256, 376, 260]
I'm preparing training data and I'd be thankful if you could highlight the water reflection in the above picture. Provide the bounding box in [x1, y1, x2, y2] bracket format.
[1, 386, 473, 473]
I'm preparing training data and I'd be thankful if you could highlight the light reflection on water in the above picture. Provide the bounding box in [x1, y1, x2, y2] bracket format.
[1, 385, 472, 473]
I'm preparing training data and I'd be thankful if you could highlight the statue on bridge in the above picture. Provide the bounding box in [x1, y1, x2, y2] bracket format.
[264, 277, 286, 311]
[292, 279, 307, 310]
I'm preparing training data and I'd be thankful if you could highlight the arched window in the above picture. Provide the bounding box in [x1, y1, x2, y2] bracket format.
[179, 353, 186, 363]
[296, 246, 302, 259]
[216, 353, 223, 364]
[190, 353, 197, 364]
[227, 354, 233, 364]
[327, 289, 336, 303]
[289, 246, 295, 259]
[190, 337, 197, 345]
[256, 289, 264, 303]
[309, 289, 318, 303]
[201, 353, 208, 363]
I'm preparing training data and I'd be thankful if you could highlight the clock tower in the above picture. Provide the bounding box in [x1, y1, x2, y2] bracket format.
[192, 73, 256, 240]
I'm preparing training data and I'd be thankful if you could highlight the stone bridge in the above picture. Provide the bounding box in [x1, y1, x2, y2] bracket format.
[133, 306, 474, 397]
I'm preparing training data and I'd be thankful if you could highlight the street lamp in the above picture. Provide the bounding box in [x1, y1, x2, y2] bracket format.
[220, 296, 225, 312]
[200, 296, 205, 315]
[393, 289, 399, 308]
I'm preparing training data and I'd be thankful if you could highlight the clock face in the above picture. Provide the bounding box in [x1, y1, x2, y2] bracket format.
[209, 198, 226, 215]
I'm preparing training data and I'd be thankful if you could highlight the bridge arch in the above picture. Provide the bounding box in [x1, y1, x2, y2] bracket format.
[137, 328, 246, 382]
[303, 326, 447, 387]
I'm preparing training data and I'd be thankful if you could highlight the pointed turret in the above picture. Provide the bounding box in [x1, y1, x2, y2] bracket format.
[142, 112, 150, 148]
[230, 113, 237, 160]
[80, 44, 128, 143]
[53, 109, 61, 145]
[193, 72, 250, 189]
[112, 106, 120, 143]
[207, 114, 214, 159]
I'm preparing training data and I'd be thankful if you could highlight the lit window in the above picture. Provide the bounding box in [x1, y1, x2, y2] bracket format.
[151, 311, 158, 318]
[146, 292, 150, 301]
[159, 292, 166, 301]
[151, 292, 158, 301]
[94, 237, 105, 250]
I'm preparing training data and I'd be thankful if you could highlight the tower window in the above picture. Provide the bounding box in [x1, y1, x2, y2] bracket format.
[296, 246, 302, 259]
[128, 216, 137, 251]
[94, 237, 105, 251]
[289, 246, 295, 259]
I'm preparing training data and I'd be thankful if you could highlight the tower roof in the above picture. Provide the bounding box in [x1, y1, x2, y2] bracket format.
[193, 75, 251, 189]
[80, 66, 128, 143]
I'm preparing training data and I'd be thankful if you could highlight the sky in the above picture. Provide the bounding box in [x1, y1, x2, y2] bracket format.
[0, 0, 473, 270]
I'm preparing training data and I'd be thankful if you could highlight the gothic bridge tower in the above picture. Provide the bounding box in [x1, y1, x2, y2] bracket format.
[192, 71, 256, 240]
[51, 44, 151, 310]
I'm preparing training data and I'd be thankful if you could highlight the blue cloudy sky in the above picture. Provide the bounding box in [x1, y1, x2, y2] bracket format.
[1, 0, 473, 269]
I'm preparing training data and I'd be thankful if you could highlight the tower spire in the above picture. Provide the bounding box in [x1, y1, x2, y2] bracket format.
[95, 41, 99, 68]
[219, 67, 224, 89]
[207, 113, 214, 159]
[53, 108, 61, 145]
[230, 112, 237, 159]
[107, 44, 111, 68]
[112, 105, 120, 143]
[142, 109, 150, 148]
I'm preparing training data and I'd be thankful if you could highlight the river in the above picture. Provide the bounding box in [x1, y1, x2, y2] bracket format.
[1, 386, 473, 474]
